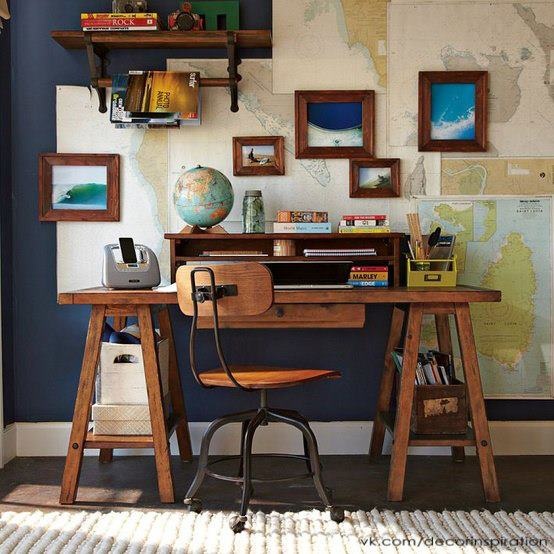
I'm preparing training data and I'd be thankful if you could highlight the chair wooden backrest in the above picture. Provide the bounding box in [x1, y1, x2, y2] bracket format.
[176, 262, 273, 317]
[175, 263, 274, 391]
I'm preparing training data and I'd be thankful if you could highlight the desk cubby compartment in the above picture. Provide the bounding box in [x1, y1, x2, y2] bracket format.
[406, 257, 457, 287]
[411, 381, 468, 435]
[95, 339, 169, 405]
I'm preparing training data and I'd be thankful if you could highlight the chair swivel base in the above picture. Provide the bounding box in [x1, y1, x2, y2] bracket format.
[183, 406, 345, 532]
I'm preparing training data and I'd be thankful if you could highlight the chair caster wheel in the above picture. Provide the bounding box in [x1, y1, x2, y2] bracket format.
[229, 515, 247, 533]
[328, 506, 345, 523]
[184, 497, 202, 513]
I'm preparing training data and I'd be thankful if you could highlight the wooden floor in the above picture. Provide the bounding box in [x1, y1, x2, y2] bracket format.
[1, 455, 552, 513]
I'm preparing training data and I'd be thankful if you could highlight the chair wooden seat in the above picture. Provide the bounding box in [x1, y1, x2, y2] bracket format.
[199, 365, 341, 389]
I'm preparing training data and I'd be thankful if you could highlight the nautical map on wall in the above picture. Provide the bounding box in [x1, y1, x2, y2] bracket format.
[441, 158, 554, 195]
[272, 0, 388, 94]
[389, 2, 554, 156]
[166, 59, 436, 231]
[419, 198, 553, 399]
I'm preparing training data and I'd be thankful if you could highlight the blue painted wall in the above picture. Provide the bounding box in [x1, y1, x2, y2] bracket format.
[1, 21, 15, 426]
[2, 0, 552, 425]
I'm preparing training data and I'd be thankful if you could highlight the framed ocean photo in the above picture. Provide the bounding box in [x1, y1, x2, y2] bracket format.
[295, 90, 374, 158]
[350, 158, 400, 198]
[418, 71, 487, 152]
[39, 154, 119, 221]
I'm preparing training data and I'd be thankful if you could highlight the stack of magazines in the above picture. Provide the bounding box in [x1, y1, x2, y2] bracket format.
[110, 71, 201, 129]
[303, 248, 376, 257]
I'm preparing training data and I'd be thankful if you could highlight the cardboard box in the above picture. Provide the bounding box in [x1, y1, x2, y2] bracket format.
[92, 404, 152, 435]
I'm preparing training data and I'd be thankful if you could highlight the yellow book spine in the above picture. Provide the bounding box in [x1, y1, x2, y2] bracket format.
[338, 227, 391, 233]
[350, 272, 388, 280]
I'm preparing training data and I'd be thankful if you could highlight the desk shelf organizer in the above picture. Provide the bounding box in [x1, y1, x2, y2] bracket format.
[51, 30, 272, 113]
[166, 232, 404, 284]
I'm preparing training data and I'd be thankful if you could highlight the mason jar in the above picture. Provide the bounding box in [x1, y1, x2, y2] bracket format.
[242, 190, 265, 233]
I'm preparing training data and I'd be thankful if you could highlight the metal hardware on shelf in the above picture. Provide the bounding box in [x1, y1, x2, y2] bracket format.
[226, 31, 242, 112]
[83, 32, 109, 114]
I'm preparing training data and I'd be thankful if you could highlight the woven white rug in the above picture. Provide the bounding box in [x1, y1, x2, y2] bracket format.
[0, 508, 552, 553]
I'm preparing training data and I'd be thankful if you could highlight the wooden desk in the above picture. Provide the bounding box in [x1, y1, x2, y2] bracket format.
[58, 285, 501, 504]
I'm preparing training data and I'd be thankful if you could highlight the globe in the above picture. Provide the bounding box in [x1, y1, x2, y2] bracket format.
[173, 165, 234, 229]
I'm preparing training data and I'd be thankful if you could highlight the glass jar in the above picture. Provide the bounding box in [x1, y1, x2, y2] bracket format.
[242, 190, 265, 233]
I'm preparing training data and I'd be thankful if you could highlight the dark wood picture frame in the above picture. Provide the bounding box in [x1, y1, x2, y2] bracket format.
[350, 158, 401, 198]
[38, 153, 120, 222]
[232, 136, 285, 176]
[418, 71, 488, 152]
[295, 90, 375, 159]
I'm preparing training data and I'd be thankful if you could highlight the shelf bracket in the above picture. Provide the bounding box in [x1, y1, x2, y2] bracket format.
[226, 31, 242, 113]
[84, 32, 109, 113]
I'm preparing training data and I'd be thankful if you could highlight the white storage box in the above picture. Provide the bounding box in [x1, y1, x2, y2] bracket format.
[92, 404, 152, 435]
[95, 339, 169, 405]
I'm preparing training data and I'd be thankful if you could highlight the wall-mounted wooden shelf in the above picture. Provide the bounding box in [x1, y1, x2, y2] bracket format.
[51, 30, 272, 113]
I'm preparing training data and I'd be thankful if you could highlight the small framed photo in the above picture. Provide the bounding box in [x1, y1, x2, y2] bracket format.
[233, 136, 285, 176]
[295, 90, 375, 159]
[350, 158, 400, 198]
[38, 153, 120, 221]
[418, 71, 488, 152]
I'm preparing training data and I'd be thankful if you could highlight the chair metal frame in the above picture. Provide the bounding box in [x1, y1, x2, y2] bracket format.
[183, 267, 344, 532]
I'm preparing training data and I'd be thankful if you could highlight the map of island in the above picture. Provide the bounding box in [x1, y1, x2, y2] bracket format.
[419, 199, 552, 398]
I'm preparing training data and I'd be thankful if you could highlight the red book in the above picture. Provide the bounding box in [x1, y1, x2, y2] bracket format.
[81, 18, 158, 27]
[351, 265, 388, 271]
[342, 215, 388, 220]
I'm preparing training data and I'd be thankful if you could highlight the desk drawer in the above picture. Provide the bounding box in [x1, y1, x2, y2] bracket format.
[197, 303, 365, 328]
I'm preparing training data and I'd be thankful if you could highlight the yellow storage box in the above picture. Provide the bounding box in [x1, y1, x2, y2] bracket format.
[406, 257, 457, 287]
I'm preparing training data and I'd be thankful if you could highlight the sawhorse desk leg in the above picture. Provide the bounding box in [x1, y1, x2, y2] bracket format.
[60, 303, 192, 505]
[387, 304, 422, 501]
[158, 306, 193, 462]
[369, 305, 406, 458]
[60, 304, 106, 504]
[369, 302, 500, 503]
[455, 303, 500, 502]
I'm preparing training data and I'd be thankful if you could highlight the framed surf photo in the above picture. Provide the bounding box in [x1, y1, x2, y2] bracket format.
[233, 136, 285, 176]
[295, 90, 375, 158]
[418, 71, 488, 152]
[350, 158, 400, 198]
[38, 153, 120, 221]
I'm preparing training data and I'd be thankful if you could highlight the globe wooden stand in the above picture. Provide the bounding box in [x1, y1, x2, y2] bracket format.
[180, 224, 228, 234]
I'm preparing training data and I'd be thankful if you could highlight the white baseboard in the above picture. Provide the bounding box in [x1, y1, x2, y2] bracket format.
[3, 424, 17, 466]
[9, 420, 554, 458]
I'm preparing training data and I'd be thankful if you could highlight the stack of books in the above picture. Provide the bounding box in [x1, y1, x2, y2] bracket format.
[81, 13, 160, 31]
[338, 214, 390, 233]
[392, 349, 454, 386]
[274, 211, 331, 233]
[348, 265, 389, 287]
[110, 71, 201, 129]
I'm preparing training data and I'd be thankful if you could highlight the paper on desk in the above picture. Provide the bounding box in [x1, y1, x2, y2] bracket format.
[155, 283, 177, 293]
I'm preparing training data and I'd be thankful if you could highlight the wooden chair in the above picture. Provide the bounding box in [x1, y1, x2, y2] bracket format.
[176, 262, 344, 532]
